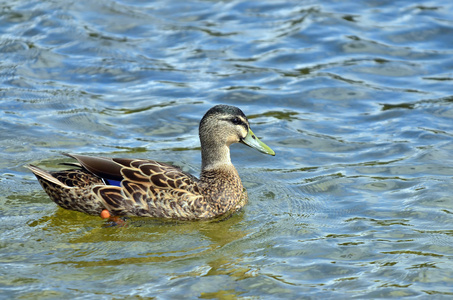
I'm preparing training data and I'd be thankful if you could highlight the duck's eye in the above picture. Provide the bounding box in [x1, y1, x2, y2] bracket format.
[231, 117, 242, 125]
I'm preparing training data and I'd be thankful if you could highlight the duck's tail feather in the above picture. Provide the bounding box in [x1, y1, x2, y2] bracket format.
[27, 165, 68, 188]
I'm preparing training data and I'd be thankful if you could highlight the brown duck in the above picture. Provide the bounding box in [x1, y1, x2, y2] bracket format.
[28, 104, 275, 220]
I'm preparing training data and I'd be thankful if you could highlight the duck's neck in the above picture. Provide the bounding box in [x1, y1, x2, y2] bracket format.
[201, 144, 232, 171]
[200, 143, 243, 197]
[199, 145, 244, 214]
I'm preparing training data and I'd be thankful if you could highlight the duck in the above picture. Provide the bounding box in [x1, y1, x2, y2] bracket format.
[28, 104, 275, 221]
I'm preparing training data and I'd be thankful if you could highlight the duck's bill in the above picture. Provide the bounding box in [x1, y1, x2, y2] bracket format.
[241, 128, 275, 156]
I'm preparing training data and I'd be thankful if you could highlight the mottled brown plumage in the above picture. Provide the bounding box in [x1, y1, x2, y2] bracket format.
[28, 104, 275, 220]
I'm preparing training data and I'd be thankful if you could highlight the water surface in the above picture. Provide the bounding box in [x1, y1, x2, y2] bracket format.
[1, 0, 453, 298]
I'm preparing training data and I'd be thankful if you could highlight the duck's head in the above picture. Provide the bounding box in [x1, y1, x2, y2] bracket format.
[199, 105, 275, 162]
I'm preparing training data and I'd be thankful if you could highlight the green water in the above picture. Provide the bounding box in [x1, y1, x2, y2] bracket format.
[1, 0, 453, 298]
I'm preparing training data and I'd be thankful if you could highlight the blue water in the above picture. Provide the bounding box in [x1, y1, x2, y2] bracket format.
[1, 0, 453, 298]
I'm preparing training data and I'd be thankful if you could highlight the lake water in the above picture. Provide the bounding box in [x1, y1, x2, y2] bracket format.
[1, 0, 453, 298]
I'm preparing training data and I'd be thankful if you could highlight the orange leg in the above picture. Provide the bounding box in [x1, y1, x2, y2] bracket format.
[100, 209, 111, 219]
[100, 209, 127, 226]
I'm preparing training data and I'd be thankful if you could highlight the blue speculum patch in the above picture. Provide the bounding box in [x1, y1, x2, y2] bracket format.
[104, 178, 122, 187]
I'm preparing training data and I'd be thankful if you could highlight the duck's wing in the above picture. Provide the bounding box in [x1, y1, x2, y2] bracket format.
[67, 154, 208, 219]
[63, 153, 124, 181]
[65, 153, 199, 190]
